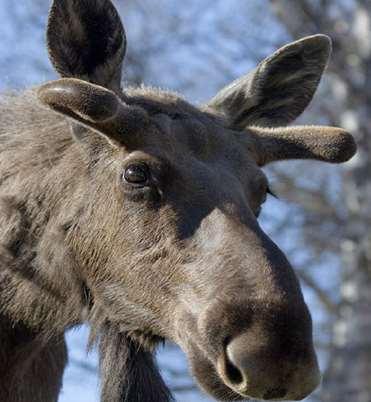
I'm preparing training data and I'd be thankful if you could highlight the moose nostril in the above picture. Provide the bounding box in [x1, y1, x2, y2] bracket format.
[263, 387, 287, 400]
[219, 330, 320, 400]
[224, 353, 244, 385]
[223, 335, 291, 399]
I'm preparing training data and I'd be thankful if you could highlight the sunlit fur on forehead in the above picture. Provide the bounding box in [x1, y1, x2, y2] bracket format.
[123, 86, 223, 124]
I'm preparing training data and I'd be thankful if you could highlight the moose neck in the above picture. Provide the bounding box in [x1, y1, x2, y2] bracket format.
[0, 90, 89, 335]
[99, 322, 172, 402]
[0, 313, 68, 402]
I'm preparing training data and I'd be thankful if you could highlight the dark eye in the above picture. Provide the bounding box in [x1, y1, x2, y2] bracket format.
[123, 163, 150, 186]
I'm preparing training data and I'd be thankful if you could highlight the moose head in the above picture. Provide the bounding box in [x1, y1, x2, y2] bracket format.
[36, 0, 356, 400]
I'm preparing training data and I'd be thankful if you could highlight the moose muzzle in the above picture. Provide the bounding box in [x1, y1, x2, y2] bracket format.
[176, 209, 321, 400]
[216, 305, 320, 400]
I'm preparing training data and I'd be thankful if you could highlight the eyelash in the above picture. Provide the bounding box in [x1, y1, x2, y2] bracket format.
[267, 186, 278, 199]
[255, 186, 277, 218]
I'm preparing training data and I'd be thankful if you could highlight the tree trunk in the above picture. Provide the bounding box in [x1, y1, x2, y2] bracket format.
[322, 117, 371, 402]
[269, 1, 371, 400]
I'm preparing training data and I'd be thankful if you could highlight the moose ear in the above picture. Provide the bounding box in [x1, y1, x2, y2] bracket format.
[47, 0, 126, 92]
[207, 35, 331, 129]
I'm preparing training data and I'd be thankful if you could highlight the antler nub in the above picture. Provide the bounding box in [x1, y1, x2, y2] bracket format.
[249, 125, 357, 166]
[38, 78, 148, 148]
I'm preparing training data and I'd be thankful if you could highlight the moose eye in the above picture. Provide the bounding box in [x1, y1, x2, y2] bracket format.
[123, 163, 150, 185]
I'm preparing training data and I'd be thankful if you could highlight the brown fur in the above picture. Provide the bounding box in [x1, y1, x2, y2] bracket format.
[0, 1, 356, 401]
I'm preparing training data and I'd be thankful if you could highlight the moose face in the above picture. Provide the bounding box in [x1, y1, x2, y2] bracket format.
[38, 0, 356, 400]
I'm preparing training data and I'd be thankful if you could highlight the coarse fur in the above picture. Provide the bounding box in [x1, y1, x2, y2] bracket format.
[0, 1, 357, 402]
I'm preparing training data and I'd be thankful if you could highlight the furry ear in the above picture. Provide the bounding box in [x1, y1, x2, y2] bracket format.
[47, 0, 126, 92]
[207, 35, 331, 129]
[99, 323, 172, 402]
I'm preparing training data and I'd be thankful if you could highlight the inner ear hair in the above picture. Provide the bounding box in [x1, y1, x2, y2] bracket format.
[47, 0, 126, 92]
[207, 34, 332, 129]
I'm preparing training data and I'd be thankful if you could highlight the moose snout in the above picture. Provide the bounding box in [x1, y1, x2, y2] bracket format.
[218, 331, 321, 400]
[192, 296, 320, 401]
[180, 213, 321, 400]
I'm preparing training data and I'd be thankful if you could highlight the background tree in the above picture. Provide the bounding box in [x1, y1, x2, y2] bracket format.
[269, 2, 371, 401]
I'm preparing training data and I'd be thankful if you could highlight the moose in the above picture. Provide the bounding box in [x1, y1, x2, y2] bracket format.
[0, 0, 356, 401]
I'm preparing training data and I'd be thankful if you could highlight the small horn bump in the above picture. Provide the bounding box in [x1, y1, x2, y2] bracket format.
[38, 79, 120, 123]
[248, 125, 357, 165]
[38, 78, 149, 149]
[319, 127, 357, 163]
